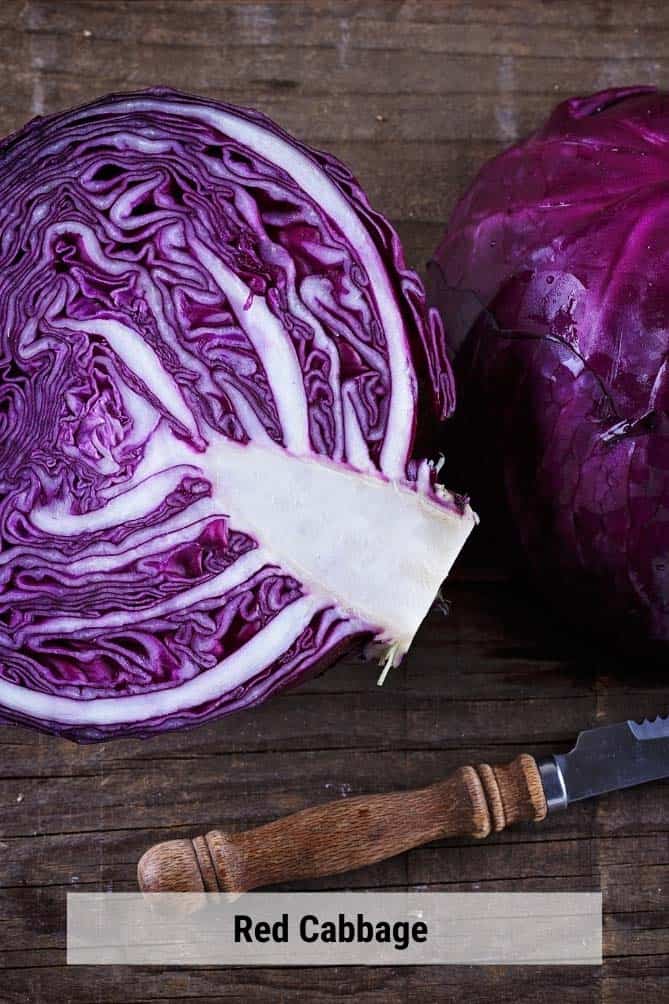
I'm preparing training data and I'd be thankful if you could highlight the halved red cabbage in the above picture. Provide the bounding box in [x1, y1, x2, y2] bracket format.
[0, 89, 475, 741]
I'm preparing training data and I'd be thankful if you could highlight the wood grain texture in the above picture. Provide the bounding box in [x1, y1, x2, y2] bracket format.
[0, 0, 668, 1001]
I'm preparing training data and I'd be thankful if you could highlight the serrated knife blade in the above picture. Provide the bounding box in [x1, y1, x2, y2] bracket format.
[537, 713, 669, 811]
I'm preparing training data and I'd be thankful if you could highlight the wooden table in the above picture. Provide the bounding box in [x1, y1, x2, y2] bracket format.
[1, 2, 668, 1000]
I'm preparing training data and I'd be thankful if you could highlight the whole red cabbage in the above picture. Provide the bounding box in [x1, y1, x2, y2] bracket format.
[0, 89, 475, 741]
[430, 86, 668, 645]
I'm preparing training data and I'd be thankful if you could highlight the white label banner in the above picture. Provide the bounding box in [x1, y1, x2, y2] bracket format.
[67, 892, 602, 966]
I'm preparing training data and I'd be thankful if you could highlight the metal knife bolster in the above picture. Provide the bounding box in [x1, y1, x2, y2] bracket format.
[537, 714, 669, 813]
[537, 756, 569, 812]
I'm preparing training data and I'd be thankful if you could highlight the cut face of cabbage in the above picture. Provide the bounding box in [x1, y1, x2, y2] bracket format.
[0, 89, 475, 740]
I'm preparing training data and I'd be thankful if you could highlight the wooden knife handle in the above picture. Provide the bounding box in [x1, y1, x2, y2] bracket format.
[137, 754, 547, 893]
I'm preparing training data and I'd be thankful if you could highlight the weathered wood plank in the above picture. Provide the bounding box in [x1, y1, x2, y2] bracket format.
[1, 965, 411, 1004]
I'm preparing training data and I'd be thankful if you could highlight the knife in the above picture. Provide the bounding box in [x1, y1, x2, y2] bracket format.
[137, 714, 668, 893]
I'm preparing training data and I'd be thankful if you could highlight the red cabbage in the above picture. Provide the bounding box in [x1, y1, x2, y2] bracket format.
[0, 89, 475, 741]
[430, 86, 668, 644]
